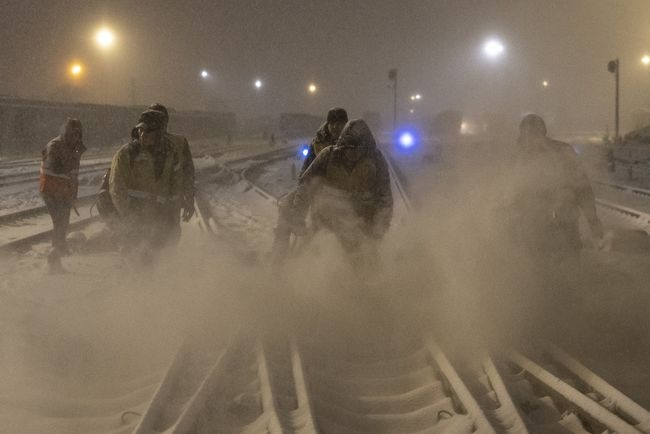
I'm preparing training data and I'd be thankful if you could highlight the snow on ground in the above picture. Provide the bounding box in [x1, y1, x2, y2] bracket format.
[0, 138, 298, 218]
[386, 139, 650, 408]
[1, 141, 650, 434]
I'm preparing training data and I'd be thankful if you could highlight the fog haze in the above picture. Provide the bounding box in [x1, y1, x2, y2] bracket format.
[2, 0, 650, 131]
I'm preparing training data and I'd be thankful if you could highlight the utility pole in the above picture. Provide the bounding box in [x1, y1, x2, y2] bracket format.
[608, 59, 620, 143]
[388, 68, 398, 131]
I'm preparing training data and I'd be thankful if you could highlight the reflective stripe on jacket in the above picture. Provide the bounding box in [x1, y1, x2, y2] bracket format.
[109, 139, 182, 217]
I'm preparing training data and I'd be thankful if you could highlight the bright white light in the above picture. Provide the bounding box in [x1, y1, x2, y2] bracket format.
[415, 94, 421, 100]
[483, 38, 505, 58]
[542, 80, 549, 87]
[254, 79, 263, 89]
[201, 70, 209, 78]
[308, 83, 317, 93]
[642, 55, 650, 66]
[399, 132, 415, 148]
[95, 27, 115, 48]
[302, 148, 309, 157]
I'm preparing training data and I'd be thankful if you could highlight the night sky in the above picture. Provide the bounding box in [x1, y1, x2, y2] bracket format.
[2, 0, 649, 131]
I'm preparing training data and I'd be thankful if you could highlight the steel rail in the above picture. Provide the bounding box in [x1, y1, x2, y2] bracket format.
[481, 355, 530, 433]
[543, 343, 650, 433]
[425, 339, 497, 433]
[508, 350, 643, 434]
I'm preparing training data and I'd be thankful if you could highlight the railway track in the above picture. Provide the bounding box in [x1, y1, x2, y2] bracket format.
[3, 146, 648, 433]
[593, 180, 650, 233]
[0, 143, 297, 253]
[132, 329, 650, 433]
[0, 195, 100, 252]
[130, 152, 650, 434]
[0, 161, 111, 187]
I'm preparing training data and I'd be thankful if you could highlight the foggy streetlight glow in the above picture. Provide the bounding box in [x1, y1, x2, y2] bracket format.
[201, 70, 209, 78]
[642, 55, 650, 66]
[95, 27, 115, 49]
[483, 38, 505, 58]
[308, 83, 317, 93]
[415, 94, 421, 100]
[70, 63, 83, 77]
[542, 80, 549, 87]
[254, 79, 263, 89]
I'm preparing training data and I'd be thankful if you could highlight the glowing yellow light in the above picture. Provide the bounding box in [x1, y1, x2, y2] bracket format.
[642, 55, 650, 66]
[308, 83, 317, 93]
[70, 63, 83, 76]
[542, 80, 549, 87]
[95, 27, 115, 48]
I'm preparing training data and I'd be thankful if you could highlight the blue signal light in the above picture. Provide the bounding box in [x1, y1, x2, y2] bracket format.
[298, 144, 310, 159]
[398, 132, 415, 148]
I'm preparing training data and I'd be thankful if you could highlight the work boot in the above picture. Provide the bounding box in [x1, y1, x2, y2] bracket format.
[47, 251, 67, 274]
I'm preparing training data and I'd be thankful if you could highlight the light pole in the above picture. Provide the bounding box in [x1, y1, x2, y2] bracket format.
[608, 59, 620, 143]
[388, 68, 397, 131]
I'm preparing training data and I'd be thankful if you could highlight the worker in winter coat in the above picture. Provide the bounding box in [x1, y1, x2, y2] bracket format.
[39, 118, 86, 271]
[148, 103, 195, 242]
[300, 107, 348, 176]
[272, 108, 350, 262]
[506, 114, 603, 262]
[109, 109, 182, 253]
[283, 119, 393, 260]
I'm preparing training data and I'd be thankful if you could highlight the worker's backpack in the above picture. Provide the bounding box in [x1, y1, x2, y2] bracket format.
[95, 168, 118, 221]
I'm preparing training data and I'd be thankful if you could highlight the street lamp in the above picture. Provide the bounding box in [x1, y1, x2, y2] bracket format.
[483, 38, 505, 59]
[95, 27, 115, 49]
[308, 83, 317, 94]
[200, 70, 209, 79]
[69, 62, 83, 78]
[542, 80, 549, 88]
[642, 55, 650, 66]
[254, 79, 263, 89]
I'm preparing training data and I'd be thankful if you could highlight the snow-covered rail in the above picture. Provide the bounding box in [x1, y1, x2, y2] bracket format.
[127, 151, 650, 434]
[0, 161, 111, 188]
[592, 180, 650, 233]
[0, 195, 99, 252]
[131, 329, 650, 434]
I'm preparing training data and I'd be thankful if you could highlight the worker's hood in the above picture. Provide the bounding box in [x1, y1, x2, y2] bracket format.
[336, 119, 376, 150]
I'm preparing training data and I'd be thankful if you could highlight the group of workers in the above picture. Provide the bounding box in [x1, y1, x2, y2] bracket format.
[38, 104, 602, 273]
[39, 104, 195, 271]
